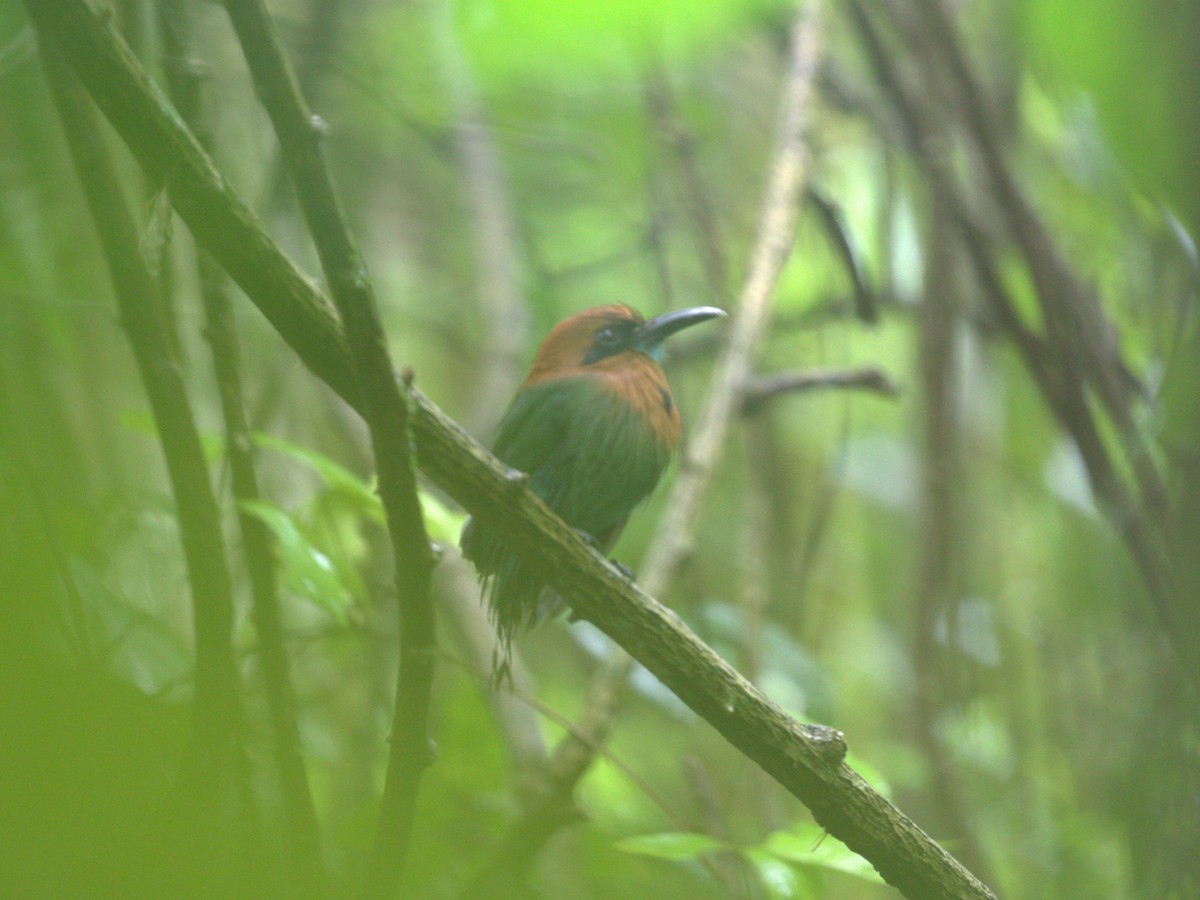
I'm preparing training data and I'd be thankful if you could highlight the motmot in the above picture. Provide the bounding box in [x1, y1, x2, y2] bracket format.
[461, 304, 725, 653]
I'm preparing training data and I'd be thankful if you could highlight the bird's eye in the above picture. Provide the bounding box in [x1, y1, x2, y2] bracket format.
[595, 325, 622, 347]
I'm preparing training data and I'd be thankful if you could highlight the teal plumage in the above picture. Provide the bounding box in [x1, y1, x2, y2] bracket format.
[461, 304, 725, 653]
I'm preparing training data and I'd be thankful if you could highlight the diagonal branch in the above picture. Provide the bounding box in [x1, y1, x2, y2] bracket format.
[472, 13, 829, 889]
[22, 2, 995, 895]
[740, 366, 899, 413]
[846, 0, 1190, 692]
[159, 4, 326, 889]
[217, 2, 437, 895]
[35, 35, 252, 892]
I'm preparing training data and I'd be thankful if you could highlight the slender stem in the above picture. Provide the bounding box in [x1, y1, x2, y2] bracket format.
[639, 8, 822, 598]
[217, 2, 437, 894]
[472, 5, 829, 889]
[27, 3, 997, 894]
[740, 366, 898, 412]
[847, 0, 1190, 692]
[805, 186, 878, 324]
[35, 33, 250, 889]
[159, 5, 326, 890]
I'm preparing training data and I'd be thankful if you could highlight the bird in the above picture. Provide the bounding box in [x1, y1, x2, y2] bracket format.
[461, 304, 725, 666]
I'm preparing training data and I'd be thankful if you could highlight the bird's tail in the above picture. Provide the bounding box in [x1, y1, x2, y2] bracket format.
[460, 517, 553, 680]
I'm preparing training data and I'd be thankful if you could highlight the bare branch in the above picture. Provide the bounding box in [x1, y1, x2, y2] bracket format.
[159, 4, 326, 890]
[217, 3, 437, 894]
[26, 3, 997, 894]
[741, 366, 899, 413]
[641, 8, 823, 597]
[847, 0, 1189, 691]
[35, 36, 251, 892]
[806, 185, 878, 324]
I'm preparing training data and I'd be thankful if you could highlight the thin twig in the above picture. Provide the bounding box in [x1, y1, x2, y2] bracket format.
[805, 185, 878, 324]
[740, 366, 898, 413]
[471, 7, 828, 891]
[217, 3, 437, 895]
[35, 36, 251, 892]
[847, 0, 1189, 691]
[31, 4, 998, 893]
[158, 5, 326, 891]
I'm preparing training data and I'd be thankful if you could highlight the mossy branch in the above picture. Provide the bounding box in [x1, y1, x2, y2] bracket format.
[20, 1, 996, 896]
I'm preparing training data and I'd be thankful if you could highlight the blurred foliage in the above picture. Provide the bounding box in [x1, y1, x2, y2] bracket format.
[1, 0, 1197, 897]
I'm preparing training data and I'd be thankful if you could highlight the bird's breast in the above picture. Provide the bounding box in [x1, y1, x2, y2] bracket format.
[589, 353, 682, 453]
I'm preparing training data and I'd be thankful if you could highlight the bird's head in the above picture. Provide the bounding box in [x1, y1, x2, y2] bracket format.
[523, 305, 725, 385]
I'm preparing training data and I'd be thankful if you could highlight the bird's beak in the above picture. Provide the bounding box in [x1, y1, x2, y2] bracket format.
[634, 306, 727, 351]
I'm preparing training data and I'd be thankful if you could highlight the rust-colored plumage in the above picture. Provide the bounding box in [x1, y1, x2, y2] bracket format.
[523, 305, 684, 451]
[461, 304, 725, 657]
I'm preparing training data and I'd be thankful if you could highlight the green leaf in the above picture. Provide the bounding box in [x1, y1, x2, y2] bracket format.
[419, 489, 467, 546]
[744, 849, 813, 899]
[614, 831, 729, 860]
[67, 558, 191, 696]
[253, 432, 384, 522]
[761, 823, 884, 884]
[254, 432, 465, 545]
[239, 499, 351, 623]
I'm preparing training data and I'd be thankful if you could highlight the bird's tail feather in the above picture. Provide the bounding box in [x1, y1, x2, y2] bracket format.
[462, 517, 554, 681]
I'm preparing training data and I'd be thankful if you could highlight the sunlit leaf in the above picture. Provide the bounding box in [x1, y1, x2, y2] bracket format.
[419, 489, 467, 546]
[239, 499, 351, 623]
[614, 831, 729, 860]
[745, 849, 807, 899]
[253, 432, 384, 522]
[761, 822, 884, 884]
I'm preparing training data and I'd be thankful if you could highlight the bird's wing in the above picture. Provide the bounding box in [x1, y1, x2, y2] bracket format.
[462, 375, 668, 642]
[468, 375, 667, 555]
[460, 379, 583, 581]
[489, 378, 583, 475]
[559, 393, 669, 535]
[510, 378, 669, 539]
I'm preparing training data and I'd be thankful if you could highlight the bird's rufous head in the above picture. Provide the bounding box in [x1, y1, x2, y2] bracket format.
[522, 304, 725, 387]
